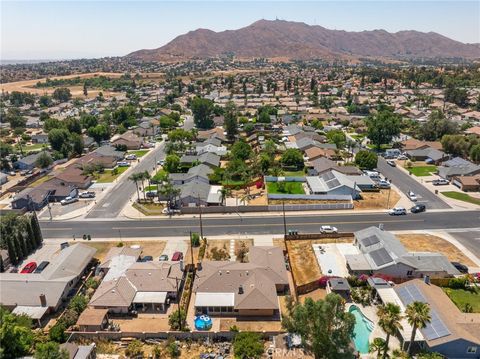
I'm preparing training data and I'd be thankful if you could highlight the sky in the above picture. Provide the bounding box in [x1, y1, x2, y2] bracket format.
[1, 1, 479, 60]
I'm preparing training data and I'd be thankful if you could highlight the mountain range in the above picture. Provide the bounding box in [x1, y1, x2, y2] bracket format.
[127, 19, 480, 62]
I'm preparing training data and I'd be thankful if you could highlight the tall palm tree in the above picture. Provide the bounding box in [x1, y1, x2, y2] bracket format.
[377, 303, 403, 359]
[369, 337, 387, 358]
[143, 171, 153, 202]
[129, 173, 142, 202]
[217, 187, 232, 206]
[405, 301, 431, 356]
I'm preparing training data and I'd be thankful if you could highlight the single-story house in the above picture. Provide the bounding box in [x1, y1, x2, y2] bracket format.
[452, 175, 480, 192]
[405, 147, 448, 164]
[305, 147, 337, 161]
[54, 165, 92, 189]
[31, 134, 49, 144]
[14, 152, 43, 170]
[60, 343, 96, 359]
[400, 139, 443, 151]
[76, 307, 109, 332]
[176, 181, 222, 207]
[438, 158, 480, 179]
[197, 128, 226, 142]
[306, 170, 362, 199]
[180, 153, 220, 169]
[307, 157, 362, 176]
[193, 246, 289, 317]
[169, 164, 212, 186]
[345, 227, 460, 279]
[111, 131, 143, 150]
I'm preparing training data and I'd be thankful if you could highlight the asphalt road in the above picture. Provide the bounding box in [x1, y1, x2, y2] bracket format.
[377, 158, 450, 209]
[85, 143, 166, 218]
[40, 210, 480, 239]
[448, 230, 480, 260]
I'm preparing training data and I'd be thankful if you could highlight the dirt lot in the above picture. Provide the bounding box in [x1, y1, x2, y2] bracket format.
[397, 234, 476, 267]
[79, 241, 166, 262]
[205, 240, 231, 260]
[219, 318, 282, 331]
[286, 237, 354, 286]
[273, 237, 286, 251]
[354, 189, 401, 210]
[298, 288, 327, 303]
[113, 313, 171, 332]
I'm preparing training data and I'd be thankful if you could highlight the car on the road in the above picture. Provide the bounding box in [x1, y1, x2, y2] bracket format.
[34, 261, 50, 273]
[79, 191, 95, 199]
[432, 179, 449, 186]
[140, 255, 153, 262]
[125, 154, 137, 160]
[386, 160, 396, 167]
[162, 208, 181, 215]
[388, 207, 407, 215]
[157, 160, 165, 166]
[451, 261, 468, 274]
[21, 262, 37, 274]
[410, 204, 426, 213]
[61, 196, 79, 205]
[407, 191, 418, 202]
[171, 252, 183, 261]
[377, 180, 391, 189]
[159, 254, 169, 261]
[320, 225, 338, 234]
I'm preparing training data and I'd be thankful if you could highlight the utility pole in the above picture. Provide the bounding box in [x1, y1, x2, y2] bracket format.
[386, 182, 392, 209]
[282, 200, 287, 238]
[189, 231, 194, 267]
[197, 195, 204, 239]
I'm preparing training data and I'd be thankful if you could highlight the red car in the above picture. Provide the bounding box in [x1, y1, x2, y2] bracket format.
[21, 262, 37, 274]
[171, 252, 183, 261]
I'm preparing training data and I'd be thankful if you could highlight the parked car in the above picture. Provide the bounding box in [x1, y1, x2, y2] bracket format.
[397, 154, 408, 160]
[34, 261, 50, 273]
[20, 170, 28, 176]
[8, 171, 16, 176]
[146, 191, 157, 198]
[171, 252, 183, 261]
[21, 262, 37, 274]
[425, 158, 435, 164]
[377, 180, 391, 189]
[79, 191, 95, 199]
[388, 207, 407, 215]
[140, 255, 153, 262]
[386, 160, 396, 167]
[407, 191, 418, 202]
[410, 204, 426, 213]
[451, 262, 468, 274]
[320, 225, 338, 234]
[162, 208, 181, 215]
[157, 160, 165, 166]
[117, 161, 130, 167]
[159, 254, 169, 261]
[432, 179, 449, 186]
[61, 196, 78, 205]
[125, 154, 137, 160]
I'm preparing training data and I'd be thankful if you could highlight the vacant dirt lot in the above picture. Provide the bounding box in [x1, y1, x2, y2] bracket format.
[286, 237, 354, 286]
[397, 234, 476, 267]
[354, 189, 401, 210]
[79, 241, 166, 262]
[205, 240, 231, 260]
[299, 288, 327, 303]
[219, 318, 282, 331]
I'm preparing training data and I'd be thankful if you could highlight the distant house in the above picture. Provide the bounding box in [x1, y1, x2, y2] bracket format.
[111, 131, 143, 150]
[345, 227, 459, 279]
[31, 134, 49, 144]
[75, 146, 125, 169]
[60, 343, 96, 359]
[438, 158, 480, 179]
[405, 147, 448, 164]
[133, 120, 158, 137]
[452, 174, 480, 192]
[169, 164, 212, 186]
[180, 153, 220, 168]
[465, 125, 480, 137]
[400, 139, 442, 151]
[307, 157, 362, 176]
[14, 152, 43, 170]
[195, 141, 227, 156]
[305, 146, 337, 161]
[197, 128, 226, 142]
[54, 165, 92, 189]
[193, 246, 289, 317]
[176, 180, 222, 207]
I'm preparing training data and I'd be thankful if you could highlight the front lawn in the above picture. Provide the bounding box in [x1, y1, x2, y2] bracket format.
[407, 165, 437, 177]
[129, 149, 149, 157]
[441, 191, 480, 206]
[443, 287, 480, 313]
[267, 181, 305, 195]
[96, 166, 129, 183]
[18, 143, 49, 153]
[143, 185, 158, 192]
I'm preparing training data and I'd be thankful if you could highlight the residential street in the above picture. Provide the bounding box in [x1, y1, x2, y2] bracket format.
[40, 210, 480, 239]
[85, 142, 166, 219]
[377, 157, 450, 209]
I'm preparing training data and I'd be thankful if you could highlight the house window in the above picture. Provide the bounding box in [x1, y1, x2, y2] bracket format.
[407, 270, 413, 276]
[467, 347, 477, 354]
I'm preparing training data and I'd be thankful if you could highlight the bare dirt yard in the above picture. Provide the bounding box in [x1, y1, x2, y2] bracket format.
[205, 239, 231, 260]
[219, 318, 282, 331]
[354, 189, 401, 210]
[396, 233, 476, 266]
[79, 241, 166, 262]
[298, 288, 327, 303]
[286, 237, 354, 286]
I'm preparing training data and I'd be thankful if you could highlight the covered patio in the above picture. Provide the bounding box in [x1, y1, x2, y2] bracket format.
[132, 291, 169, 313]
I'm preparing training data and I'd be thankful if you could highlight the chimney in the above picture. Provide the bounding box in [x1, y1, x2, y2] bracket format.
[39, 294, 47, 307]
[180, 260, 184, 272]
[238, 285, 244, 294]
[424, 275, 430, 285]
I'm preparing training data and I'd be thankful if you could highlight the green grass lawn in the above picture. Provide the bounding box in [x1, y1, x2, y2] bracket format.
[350, 134, 365, 141]
[367, 143, 393, 150]
[96, 166, 129, 183]
[267, 182, 305, 195]
[408, 165, 437, 177]
[152, 169, 167, 182]
[283, 170, 306, 177]
[441, 191, 480, 206]
[129, 149, 150, 157]
[18, 143, 49, 153]
[443, 287, 480, 312]
[143, 185, 158, 192]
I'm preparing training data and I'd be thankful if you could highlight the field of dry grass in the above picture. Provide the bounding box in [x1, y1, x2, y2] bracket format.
[78, 241, 166, 262]
[354, 189, 400, 210]
[298, 288, 327, 304]
[205, 240, 231, 260]
[397, 234, 476, 266]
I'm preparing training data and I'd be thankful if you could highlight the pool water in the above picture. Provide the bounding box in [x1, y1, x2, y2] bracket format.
[349, 305, 374, 354]
[194, 315, 213, 330]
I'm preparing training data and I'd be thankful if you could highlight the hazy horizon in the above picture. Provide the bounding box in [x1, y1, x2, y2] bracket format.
[1, 1, 479, 60]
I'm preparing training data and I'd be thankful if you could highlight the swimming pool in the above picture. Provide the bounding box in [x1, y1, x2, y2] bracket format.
[194, 315, 213, 330]
[349, 305, 374, 354]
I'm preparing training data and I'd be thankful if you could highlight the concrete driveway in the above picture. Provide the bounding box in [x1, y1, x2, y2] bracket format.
[161, 239, 188, 259]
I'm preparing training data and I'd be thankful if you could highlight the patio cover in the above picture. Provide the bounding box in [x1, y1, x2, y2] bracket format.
[132, 291, 167, 304]
[195, 292, 235, 307]
[12, 306, 48, 320]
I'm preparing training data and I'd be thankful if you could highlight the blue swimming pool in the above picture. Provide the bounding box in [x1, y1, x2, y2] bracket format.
[194, 315, 213, 330]
[349, 305, 374, 354]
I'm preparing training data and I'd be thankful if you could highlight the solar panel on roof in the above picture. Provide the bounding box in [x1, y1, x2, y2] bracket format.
[321, 171, 335, 181]
[370, 248, 393, 266]
[361, 235, 380, 247]
[327, 179, 341, 189]
[395, 284, 451, 341]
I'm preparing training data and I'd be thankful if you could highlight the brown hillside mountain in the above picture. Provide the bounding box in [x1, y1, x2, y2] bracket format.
[127, 19, 480, 61]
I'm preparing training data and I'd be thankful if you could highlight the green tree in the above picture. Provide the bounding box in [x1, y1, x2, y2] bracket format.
[87, 124, 110, 143]
[326, 129, 346, 149]
[48, 128, 70, 153]
[164, 154, 180, 173]
[366, 110, 401, 149]
[233, 332, 264, 359]
[405, 301, 431, 356]
[0, 307, 34, 358]
[52, 88, 72, 102]
[64, 118, 82, 134]
[444, 83, 468, 108]
[70, 133, 84, 156]
[355, 150, 378, 170]
[34, 341, 69, 359]
[191, 97, 214, 129]
[280, 148, 304, 169]
[224, 101, 238, 140]
[377, 303, 403, 359]
[369, 337, 387, 358]
[168, 309, 187, 330]
[420, 110, 458, 141]
[125, 339, 144, 358]
[282, 294, 355, 358]
[167, 341, 181, 358]
[129, 173, 143, 202]
[441, 134, 469, 157]
[44, 118, 64, 132]
[230, 140, 253, 161]
[49, 322, 67, 343]
[68, 294, 88, 314]
[470, 144, 480, 163]
[35, 151, 53, 169]
[159, 115, 176, 129]
[6, 108, 27, 129]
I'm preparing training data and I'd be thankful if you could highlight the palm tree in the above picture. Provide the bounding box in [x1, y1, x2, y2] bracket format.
[377, 303, 403, 359]
[217, 187, 232, 206]
[129, 173, 142, 202]
[405, 301, 431, 356]
[143, 171, 152, 202]
[369, 337, 387, 358]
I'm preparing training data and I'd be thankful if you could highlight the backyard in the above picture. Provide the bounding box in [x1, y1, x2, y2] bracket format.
[267, 181, 305, 195]
[443, 287, 480, 313]
[96, 166, 129, 183]
[441, 191, 480, 206]
[406, 165, 437, 177]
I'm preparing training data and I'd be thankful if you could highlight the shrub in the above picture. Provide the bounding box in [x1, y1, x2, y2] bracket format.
[448, 277, 468, 289]
[167, 341, 181, 358]
[68, 295, 88, 314]
[85, 277, 100, 290]
[191, 232, 200, 247]
[125, 339, 143, 358]
[233, 332, 264, 359]
[168, 309, 187, 330]
[49, 322, 67, 343]
[347, 275, 368, 287]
